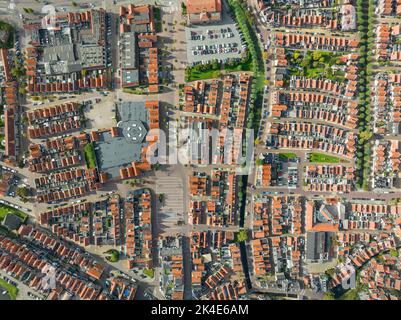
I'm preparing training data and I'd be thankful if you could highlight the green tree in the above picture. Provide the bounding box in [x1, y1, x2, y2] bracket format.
[235, 230, 248, 242]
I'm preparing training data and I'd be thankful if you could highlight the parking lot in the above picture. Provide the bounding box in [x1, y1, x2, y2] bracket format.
[185, 9, 245, 65]
[0, 270, 45, 300]
[83, 94, 116, 130]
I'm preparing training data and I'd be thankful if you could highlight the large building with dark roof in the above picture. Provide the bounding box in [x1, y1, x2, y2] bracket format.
[24, 8, 109, 94]
[118, 5, 158, 90]
[93, 100, 159, 180]
[306, 231, 335, 262]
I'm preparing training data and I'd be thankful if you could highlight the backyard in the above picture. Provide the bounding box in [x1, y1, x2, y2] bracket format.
[279, 153, 297, 160]
[84, 143, 97, 169]
[287, 50, 346, 82]
[0, 204, 28, 223]
[143, 268, 155, 278]
[185, 64, 221, 82]
[0, 278, 18, 300]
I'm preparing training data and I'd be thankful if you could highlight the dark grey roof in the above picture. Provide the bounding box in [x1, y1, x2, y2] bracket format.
[93, 101, 151, 178]
[120, 32, 138, 70]
[306, 231, 327, 261]
[43, 44, 81, 75]
[275, 68, 288, 75]
[43, 44, 76, 63]
[94, 131, 142, 178]
[122, 69, 139, 86]
[130, 24, 150, 33]
[2, 213, 23, 231]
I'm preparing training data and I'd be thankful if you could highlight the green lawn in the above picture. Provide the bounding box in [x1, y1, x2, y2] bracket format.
[186, 68, 221, 82]
[185, 51, 251, 82]
[0, 204, 28, 223]
[0, 107, 4, 149]
[143, 268, 154, 278]
[279, 153, 297, 159]
[288, 50, 346, 82]
[84, 143, 97, 169]
[0, 278, 18, 300]
[223, 53, 253, 72]
[309, 153, 342, 164]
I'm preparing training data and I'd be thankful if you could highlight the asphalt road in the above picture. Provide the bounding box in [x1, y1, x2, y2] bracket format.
[0, 285, 11, 300]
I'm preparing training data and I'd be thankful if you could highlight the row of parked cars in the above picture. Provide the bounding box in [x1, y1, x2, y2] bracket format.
[192, 42, 240, 57]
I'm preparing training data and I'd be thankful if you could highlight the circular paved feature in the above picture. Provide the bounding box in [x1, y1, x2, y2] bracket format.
[118, 120, 148, 143]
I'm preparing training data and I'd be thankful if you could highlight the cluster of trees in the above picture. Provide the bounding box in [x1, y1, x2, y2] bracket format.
[185, 56, 253, 82]
[83, 143, 97, 169]
[105, 249, 120, 263]
[290, 50, 344, 80]
[158, 193, 165, 204]
[297, 51, 340, 68]
[186, 0, 265, 132]
[226, 0, 266, 226]
[11, 56, 28, 95]
[196, 59, 220, 72]
[228, 0, 264, 131]
[235, 229, 248, 242]
[125, 178, 147, 187]
[184, 60, 220, 81]
[237, 178, 244, 212]
[224, 54, 252, 71]
[153, 7, 162, 32]
[355, 0, 375, 190]
[0, 21, 14, 49]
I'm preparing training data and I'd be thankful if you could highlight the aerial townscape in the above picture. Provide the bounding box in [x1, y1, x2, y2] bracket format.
[0, 0, 401, 304]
